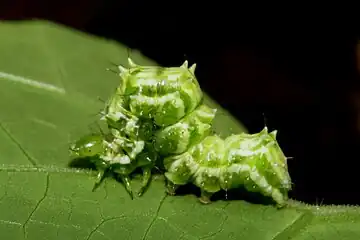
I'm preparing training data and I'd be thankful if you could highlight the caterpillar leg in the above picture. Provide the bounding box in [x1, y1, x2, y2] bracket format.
[199, 189, 213, 204]
[119, 175, 134, 200]
[92, 169, 109, 192]
[165, 180, 179, 196]
[137, 167, 152, 197]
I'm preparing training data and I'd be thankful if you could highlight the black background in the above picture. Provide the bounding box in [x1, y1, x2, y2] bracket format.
[1, 0, 360, 205]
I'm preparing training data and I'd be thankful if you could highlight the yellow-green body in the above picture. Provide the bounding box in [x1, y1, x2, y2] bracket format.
[70, 59, 292, 206]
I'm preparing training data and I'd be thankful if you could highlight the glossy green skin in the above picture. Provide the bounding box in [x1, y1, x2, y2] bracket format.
[163, 127, 292, 206]
[154, 104, 217, 156]
[71, 59, 207, 198]
[69, 132, 157, 198]
[99, 59, 213, 197]
[101, 59, 208, 161]
[104, 59, 203, 128]
[121, 60, 202, 127]
[69, 134, 106, 158]
[70, 59, 292, 205]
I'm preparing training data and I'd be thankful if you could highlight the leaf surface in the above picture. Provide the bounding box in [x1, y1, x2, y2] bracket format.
[0, 20, 359, 240]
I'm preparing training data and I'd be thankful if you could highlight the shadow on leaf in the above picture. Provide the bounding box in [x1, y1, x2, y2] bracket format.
[68, 157, 97, 170]
[173, 184, 276, 206]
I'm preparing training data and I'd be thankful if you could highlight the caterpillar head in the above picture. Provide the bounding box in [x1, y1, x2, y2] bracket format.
[69, 134, 106, 158]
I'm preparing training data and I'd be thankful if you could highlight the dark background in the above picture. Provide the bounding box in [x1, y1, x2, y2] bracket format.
[1, 0, 360, 205]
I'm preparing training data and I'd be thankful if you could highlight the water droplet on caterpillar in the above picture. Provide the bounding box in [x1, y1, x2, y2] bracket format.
[206, 153, 211, 162]
[160, 80, 166, 86]
[224, 180, 229, 199]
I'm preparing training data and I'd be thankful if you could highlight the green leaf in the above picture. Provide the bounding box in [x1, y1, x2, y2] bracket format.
[0, 20, 359, 240]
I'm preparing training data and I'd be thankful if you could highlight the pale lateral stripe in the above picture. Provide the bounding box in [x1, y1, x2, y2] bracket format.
[196, 108, 217, 119]
[0, 71, 66, 94]
[135, 78, 158, 86]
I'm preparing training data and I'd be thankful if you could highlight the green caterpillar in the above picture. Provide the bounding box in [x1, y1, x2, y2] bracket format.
[164, 127, 291, 206]
[69, 59, 292, 206]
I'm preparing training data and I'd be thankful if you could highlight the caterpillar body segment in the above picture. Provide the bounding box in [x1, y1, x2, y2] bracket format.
[163, 127, 292, 207]
[154, 104, 217, 156]
[107, 58, 203, 128]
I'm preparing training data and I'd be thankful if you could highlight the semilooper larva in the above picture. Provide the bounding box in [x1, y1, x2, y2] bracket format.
[69, 58, 292, 207]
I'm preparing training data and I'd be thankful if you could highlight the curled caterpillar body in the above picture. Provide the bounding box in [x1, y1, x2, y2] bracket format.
[163, 127, 292, 206]
[70, 59, 208, 198]
[69, 58, 293, 206]
[102, 59, 207, 161]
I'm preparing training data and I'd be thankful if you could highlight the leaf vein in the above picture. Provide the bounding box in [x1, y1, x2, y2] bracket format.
[158, 217, 197, 240]
[0, 70, 66, 94]
[22, 173, 50, 238]
[0, 173, 11, 202]
[28, 219, 81, 230]
[0, 219, 22, 226]
[0, 164, 95, 175]
[199, 203, 230, 240]
[271, 210, 314, 240]
[141, 194, 168, 240]
[85, 216, 125, 240]
[0, 123, 37, 166]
